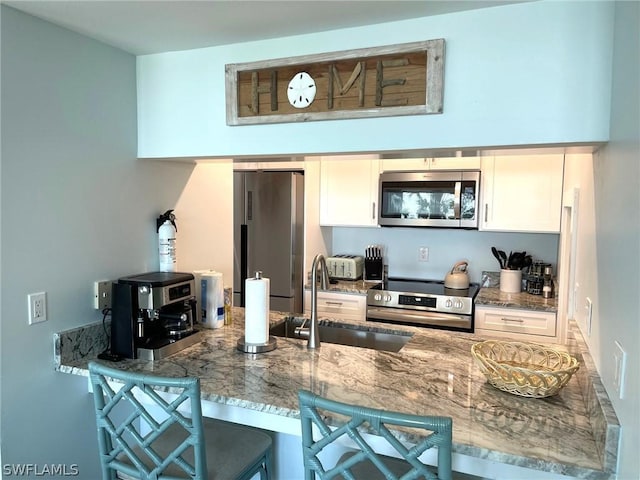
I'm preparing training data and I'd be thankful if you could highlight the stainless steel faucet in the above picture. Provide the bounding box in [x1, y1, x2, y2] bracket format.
[296, 253, 330, 349]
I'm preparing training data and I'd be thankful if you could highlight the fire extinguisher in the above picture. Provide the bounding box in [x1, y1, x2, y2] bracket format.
[157, 209, 177, 272]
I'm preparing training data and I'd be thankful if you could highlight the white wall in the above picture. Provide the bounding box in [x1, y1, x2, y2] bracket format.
[332, 227, 558, 284]
[137, 0, 614, 159]
[588, 2, 639, 478]
[560, 3, 639, 478]
[0, 6, 193, 475]
[302, 158, 333, 273]
[173, 160, 234, 281]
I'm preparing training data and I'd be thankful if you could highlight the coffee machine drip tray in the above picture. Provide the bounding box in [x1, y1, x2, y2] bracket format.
[136, 330, 203, 361]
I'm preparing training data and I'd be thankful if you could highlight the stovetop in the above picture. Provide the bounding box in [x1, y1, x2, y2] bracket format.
[370, 277, 479, 298]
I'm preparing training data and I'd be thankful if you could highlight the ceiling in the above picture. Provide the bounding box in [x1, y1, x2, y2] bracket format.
[3, 1, 528, 55]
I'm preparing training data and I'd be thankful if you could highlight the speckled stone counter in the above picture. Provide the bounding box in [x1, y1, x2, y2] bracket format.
[304, 279, 378, 295]
[475, 287, 558, 312]
[55, 308, 618, 480]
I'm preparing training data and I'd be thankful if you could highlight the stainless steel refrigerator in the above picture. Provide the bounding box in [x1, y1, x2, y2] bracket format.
[233, 171, 304, 313]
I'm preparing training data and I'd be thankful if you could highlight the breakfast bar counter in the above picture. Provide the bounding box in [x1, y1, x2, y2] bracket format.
[55, 308, 618, 480]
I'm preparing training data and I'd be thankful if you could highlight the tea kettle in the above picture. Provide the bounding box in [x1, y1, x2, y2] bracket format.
[444, 261, 470, 289]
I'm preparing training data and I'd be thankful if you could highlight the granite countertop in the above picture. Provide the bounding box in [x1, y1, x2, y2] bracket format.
[55, 308, 618, 479]
[304, 279, 377, 294]
[475, 287, 558, 312]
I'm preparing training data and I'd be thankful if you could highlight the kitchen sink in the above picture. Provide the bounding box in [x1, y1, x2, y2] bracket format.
[269, 317, 412, 353]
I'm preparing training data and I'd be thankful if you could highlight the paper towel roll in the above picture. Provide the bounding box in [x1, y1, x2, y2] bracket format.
[244, 273, 270, 344]
[193, 269, 214, 323]
[200, 271, 224, 329]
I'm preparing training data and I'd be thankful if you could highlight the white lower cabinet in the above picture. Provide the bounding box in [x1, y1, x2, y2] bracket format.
[475, 305, 558, 343]
[303, 290, 367, 322]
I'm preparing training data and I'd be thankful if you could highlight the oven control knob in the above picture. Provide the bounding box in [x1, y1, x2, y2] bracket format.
[374, 294, 382, 301]
[385, 294, 392, 302]
[454, 299, 464, 309]
[445, 299, 452, 308]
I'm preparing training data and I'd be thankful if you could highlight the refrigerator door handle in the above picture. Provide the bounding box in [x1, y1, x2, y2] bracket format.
[240, 224, 248, 307]
[246, 190, 253, 221]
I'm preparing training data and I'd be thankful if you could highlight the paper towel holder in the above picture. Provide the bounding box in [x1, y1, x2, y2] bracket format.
[237, 271, 277, 353]
[237, 336, 277, 354]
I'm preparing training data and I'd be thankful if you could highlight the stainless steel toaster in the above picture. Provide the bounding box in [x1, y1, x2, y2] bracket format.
[326, 255, 364, 280]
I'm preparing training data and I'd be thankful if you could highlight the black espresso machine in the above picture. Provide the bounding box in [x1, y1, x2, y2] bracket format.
[110, 272, 202, 360]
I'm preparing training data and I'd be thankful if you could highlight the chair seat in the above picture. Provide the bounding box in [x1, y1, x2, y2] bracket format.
[116, 418, 272, 480]
[335, 451, 484, 480]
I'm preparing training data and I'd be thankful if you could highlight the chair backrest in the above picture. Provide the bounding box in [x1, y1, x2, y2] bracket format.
[88, 361, 207, 480]
[298, 389, 453, 480]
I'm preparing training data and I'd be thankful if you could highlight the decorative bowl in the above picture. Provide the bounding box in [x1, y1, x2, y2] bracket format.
[471, 340, 580, 398]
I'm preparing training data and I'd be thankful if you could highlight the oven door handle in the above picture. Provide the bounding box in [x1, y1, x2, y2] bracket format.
[366, 307, 471, 327]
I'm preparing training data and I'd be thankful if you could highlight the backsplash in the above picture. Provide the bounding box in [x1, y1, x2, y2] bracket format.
[54, 320, 109, 369]
[332, 227, 559, 283]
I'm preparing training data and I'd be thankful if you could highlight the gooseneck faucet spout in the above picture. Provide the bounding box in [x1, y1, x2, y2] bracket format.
[297, 253, 330, 349]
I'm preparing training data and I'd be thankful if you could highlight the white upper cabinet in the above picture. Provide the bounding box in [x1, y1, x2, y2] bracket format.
[480, 154, 564, 233]
[233, 160, 305, 171]
[380, 157, 481, 172]
[319, 155, 380, 227]
[380, 158, 429, 171]
[428, 156, 481, 170]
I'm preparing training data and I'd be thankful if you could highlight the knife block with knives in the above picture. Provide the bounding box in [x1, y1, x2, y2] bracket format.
[364, 245, 384, 281]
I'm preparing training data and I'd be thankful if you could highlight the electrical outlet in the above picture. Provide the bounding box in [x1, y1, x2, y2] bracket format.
[614, 341, 627, 399]
[418, 247, 429, 262]
[28, 292, 47, 325]
[94, 281, 112, 310]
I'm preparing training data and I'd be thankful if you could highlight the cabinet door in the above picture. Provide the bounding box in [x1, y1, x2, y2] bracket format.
[304, 290, 367, 322]
[320, 155, 379, 226]
[480, 154, 564, 233]
[428, 157, 481, 170]
[380, 157, 481, 172]
[380, 158, 429, 172]
[475, 306, 557, 339]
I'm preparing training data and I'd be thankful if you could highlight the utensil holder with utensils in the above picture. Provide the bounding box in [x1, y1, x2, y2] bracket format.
[364, 245, 384, 281]
[500, 269, 522, 293]
[491, 247, 532, 293]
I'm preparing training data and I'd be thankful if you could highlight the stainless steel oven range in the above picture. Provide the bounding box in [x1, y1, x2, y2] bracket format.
[366, 278, 479, 332]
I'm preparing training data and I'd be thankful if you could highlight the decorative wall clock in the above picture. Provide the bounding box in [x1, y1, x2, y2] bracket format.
[287, 72, 316, 108]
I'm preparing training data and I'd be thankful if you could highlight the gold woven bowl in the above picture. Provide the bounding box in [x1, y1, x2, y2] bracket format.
[471, 340, 580, 398]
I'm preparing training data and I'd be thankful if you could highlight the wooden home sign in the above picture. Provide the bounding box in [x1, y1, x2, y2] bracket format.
[225, 39, 445, 125]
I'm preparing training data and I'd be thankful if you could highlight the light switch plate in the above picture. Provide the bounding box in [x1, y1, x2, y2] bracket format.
[614, 341, 627, 399]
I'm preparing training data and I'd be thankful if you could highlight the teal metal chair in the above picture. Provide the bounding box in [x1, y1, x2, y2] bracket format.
[298, 389, 454, 480]
[89, 362, 272, 480]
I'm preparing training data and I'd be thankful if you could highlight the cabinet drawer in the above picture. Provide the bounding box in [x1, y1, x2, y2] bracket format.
[475, 307, 556, 337]
[304, 291, 366, 322]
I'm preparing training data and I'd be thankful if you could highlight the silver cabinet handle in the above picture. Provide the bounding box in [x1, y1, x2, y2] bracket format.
[501, 317, 524, 323]
[484, 203, 488, 223]
[325, 301, 344, 306]
[372, 202, 376, 220]
[453, 181, 461, 219]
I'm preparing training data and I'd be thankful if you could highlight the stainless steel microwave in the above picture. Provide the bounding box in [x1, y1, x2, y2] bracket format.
[378, 170, 480, 228]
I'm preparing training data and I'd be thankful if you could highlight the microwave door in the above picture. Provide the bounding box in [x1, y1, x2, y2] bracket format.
[378, 170, 480, 228]
[459, 173, 480, 228]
